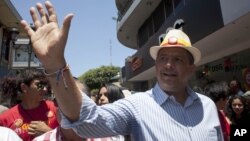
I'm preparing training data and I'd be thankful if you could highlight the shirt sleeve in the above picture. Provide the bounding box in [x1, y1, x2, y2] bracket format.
[60, 92, 135, 138]
[0, 127, 23, 141]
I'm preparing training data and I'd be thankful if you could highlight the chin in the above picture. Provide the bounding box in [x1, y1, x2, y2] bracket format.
[160, 84, 175, 92]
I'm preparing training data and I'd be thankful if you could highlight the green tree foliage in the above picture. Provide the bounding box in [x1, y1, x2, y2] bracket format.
[79, 66, 120, 90]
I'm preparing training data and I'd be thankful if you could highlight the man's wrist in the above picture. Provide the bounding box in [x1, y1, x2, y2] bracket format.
[43, 60, 67, 74]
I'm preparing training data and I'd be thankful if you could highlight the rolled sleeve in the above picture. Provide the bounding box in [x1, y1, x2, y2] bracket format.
[60, 91, 134, 138]
[60, 92, 97, 129]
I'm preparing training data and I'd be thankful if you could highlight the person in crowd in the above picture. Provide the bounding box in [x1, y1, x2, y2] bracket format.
[0, 126, 23, 141]
[90, 90, 98, 102]
[0, 76, 21, 108]
[0, 105, 8, 114]
[0, 69, 59, 141]
[97, 83, 125, 105]
[204, 81, 231, 141]
[192, 85, 203, 94]
[226, 95, 250, 128]
[229, 79, 244, 96]
[33, 78, 88, 141]
[121, 89, 132, 98]
[86, 83, 125, 141]
[242, 91, 250, 109]
[20, 1, 223, 140]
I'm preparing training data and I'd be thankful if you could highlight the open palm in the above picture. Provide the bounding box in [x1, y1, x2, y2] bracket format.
[20, 1, 73, 71]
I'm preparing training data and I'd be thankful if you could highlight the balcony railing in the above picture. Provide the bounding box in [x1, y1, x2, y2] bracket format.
[117, 0, 134, 21]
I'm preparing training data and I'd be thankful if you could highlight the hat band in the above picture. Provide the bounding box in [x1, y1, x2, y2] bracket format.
[160, 38, 191, 47]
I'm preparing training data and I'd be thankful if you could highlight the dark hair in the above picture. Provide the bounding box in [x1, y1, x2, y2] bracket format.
[204, 81, 230, 103]
[0, 76, 19, 107]
[97, 83, 124, 103]
[226, 95, 248, 122]
[0, 76, 17, 98]
[229, 79, 245, 94]
[192, 86, 203, 94]
[16, 69, 47, 93]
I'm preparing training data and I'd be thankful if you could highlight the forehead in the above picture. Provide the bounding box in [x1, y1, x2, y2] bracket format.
[31, 79, 41, 83]
[157, 47, 189, 57]
[232, 98, 242, 103]
[230, 81, 237, 85]
[99, 87, 108, 93]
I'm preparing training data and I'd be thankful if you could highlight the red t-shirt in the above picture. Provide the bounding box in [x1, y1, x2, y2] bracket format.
[218, 110, 230, 141]
[0, 100, 59, 141]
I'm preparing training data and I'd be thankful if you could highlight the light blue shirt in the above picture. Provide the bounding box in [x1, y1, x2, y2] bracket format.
[61, 83, 223, 141]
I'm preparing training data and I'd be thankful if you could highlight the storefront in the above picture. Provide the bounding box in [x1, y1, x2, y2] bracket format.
[191, 48, 250, 91]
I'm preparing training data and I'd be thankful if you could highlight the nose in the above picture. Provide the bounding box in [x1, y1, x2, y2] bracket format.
[100, 95, 105, 101]
[164, 60, 174, 69]
[41, 86, 48, 94]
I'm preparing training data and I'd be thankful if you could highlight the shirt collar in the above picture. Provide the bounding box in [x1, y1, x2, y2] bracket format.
[152, 83, 199, 106]
[152, 83, 169, 105]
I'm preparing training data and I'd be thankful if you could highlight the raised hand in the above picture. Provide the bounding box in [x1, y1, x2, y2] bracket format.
[20, 1, 73, 72]
[20, 1, 82, 122]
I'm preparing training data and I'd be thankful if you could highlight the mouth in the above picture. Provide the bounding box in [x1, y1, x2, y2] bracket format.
[234, 109, 241, 112]
[100, 103, 106, 106]
[162, 72, 177, 77]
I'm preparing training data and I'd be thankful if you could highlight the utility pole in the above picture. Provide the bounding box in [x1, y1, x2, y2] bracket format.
[110, 16, 118, 66]
[109, 40, 112, 66]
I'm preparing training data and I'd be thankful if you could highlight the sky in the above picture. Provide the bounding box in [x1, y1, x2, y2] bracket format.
[10, 0, 136, 77]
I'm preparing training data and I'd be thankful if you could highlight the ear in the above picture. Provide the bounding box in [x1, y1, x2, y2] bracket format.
[189, 64, 197, 74]
[20, 83, 28, 93]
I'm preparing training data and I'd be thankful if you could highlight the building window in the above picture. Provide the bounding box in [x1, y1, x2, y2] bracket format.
[138, 21, 149, 47]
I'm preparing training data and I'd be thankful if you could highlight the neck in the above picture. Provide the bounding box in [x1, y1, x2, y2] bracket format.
[21, 100, 41, 110]
[236, 114, 242, 119]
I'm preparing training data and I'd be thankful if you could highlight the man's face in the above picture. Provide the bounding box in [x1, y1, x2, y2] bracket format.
[26, 79, 48, 100]
[155, 48, 195, 92]
[230, 80, 238, 92]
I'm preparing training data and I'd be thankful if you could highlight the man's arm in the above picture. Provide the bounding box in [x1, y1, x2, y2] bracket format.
[20, 1, 81, 121]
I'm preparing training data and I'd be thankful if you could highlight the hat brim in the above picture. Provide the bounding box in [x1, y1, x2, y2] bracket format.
[150, 45, 201, 64]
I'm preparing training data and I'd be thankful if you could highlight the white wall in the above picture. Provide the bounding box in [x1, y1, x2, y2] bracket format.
[220, 0, 250, 25]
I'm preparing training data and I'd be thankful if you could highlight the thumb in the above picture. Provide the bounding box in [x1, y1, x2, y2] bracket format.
[61, 13, 74, 40]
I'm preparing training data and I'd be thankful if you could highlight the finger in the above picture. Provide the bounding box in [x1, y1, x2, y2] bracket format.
[20, 20, 35, 37]
[30, 6, 41, 29]
[28, 126, 35, 132]
[28, 123, 36, 128]
[27, 130, 36, 135]
[30, 121, 40, 124]
[61, 14, 74, 41]
[36, 3, 49, 24]
[44, 1, 58, 24]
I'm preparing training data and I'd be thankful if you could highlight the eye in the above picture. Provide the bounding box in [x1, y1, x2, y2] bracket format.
[36, 82, 47, 90]
[175, 57, 183, 63]
[104, 92, 108, 97]
[157, 56, 167, 63]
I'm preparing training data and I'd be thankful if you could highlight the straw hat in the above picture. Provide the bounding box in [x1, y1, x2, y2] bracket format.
[150, 29, 201, 64]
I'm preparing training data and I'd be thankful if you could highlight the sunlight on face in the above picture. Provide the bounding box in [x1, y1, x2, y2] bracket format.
[98, 87, 109, 105]
[155, 48, 195, 92]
